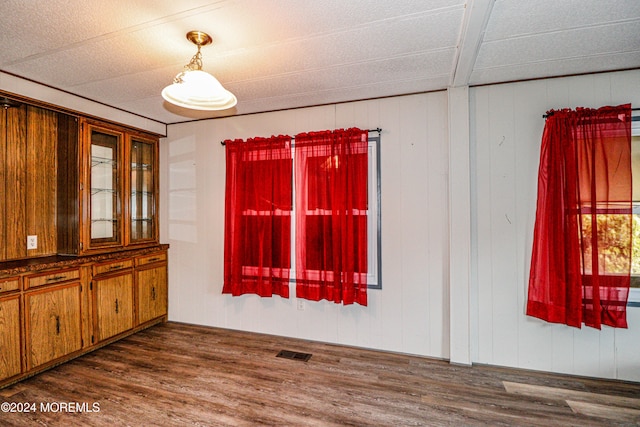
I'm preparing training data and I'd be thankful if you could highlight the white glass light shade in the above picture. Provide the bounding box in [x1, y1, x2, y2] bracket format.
[161, 70, 237, 111]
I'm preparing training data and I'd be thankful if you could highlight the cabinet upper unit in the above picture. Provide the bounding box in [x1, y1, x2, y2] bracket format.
[0, 98, 161, 262]
[78, 119, 159, 255]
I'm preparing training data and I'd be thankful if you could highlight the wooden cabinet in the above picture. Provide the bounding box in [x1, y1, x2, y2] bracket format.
[24, 267, 80, 290]
[82, 123, 124, 253]
[0, 104, 71, 261]
[0, 97, 160, 261]
[0, 93, 167, 388]
[80, 119, 159, 255]
[128, 135, 158, 246]
[93, 262, 134, 342]
[0, 247, 167, 388]
[25, 282, 82, 370]
[135, 252, 168, 325]
[0, 294, 22, 381]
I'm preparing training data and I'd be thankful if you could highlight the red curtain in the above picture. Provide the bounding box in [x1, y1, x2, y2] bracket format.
[294, 128, 368, 306]
[223, 135, 292, 298]
[527, 104, 632, 329]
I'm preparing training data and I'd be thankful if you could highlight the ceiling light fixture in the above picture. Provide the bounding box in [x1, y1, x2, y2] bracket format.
[161, 31, 237, 111]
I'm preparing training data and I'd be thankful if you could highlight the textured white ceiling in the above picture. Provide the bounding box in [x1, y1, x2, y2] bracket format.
[1, 0, 639, 125]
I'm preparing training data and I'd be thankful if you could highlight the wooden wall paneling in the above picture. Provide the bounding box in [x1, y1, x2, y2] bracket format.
[448, 86, 472, 365]
[164, 94, 452, 360]
[376, 96, 405, 353]
[487, 84, 520, 367]
[471, 70, 640, 381]
[512, 79, 552, 371]
[429, 91, 450, 359]
[26, 106, 58, 257]
[470, 86, 494, 364]
[5, 104, 27, 260]
[398, 94, 431, 356]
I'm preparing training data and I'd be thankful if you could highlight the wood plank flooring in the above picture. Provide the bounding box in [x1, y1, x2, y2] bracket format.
[1, 322, 639, 426]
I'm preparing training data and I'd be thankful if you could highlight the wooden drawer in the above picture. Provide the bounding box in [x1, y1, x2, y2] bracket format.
[135, 252, 167, 267]
[0, 277, 20, 294]
[93, 259, 133, 276]
[25, 268, 80, 290]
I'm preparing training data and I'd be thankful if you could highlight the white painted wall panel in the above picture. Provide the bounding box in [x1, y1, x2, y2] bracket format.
[161, 92, 451, 359]
[470, 69, 640, 381]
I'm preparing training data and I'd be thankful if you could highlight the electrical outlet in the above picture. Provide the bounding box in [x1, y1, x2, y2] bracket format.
[297, 300, 305, 311]
[27, 235, 37, 250]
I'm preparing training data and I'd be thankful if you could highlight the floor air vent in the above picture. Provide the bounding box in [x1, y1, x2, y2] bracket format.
[276, 350, 312, 362]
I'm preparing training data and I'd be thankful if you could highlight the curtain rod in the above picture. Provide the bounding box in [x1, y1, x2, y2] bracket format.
[542, 107, 639, 119]
[220, 128, 382, 146]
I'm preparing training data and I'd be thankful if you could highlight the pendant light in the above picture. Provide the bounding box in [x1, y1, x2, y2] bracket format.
[162, 31, 237, 111]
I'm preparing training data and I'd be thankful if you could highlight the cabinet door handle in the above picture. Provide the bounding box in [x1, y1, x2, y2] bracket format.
[151, 287, 156, 300]
[55, 316, 61, 335]
[47, 275, 67, 282]
[115, 299, 119, 314]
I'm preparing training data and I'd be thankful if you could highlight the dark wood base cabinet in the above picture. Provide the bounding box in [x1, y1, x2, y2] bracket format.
[0, 246, 168, 388]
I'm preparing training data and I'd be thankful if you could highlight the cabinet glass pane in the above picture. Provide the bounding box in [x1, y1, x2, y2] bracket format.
[130, 139, 155, 241]
[91, 131, 120, 243]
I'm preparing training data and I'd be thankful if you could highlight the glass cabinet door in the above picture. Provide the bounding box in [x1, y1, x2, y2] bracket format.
[129, 137, 156, 243]
[89, 128, 122, 246]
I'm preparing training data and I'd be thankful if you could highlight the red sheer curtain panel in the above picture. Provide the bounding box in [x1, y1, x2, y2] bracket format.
[527, 104, 632, 329]
[223, 135, 293, 298]
[295, 128, 368, 306]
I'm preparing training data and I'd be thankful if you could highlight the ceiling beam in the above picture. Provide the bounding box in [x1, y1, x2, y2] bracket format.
[450, 0, 495, 87]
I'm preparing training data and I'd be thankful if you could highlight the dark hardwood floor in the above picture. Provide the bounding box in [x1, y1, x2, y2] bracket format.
[1, 322, 639, 426]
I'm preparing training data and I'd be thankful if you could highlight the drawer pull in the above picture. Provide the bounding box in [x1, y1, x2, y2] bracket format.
[55, 316, 61, 335]
[148, 257, 160, 262]
[46, 275, 67, 282]
[109, 264, 124, 270]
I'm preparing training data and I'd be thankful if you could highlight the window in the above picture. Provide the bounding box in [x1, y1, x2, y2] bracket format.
[291, 134, 381, 290]
[527, 104, 632, 328]
[223, 130, 382, 303]
[579, 121, 640, 306]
